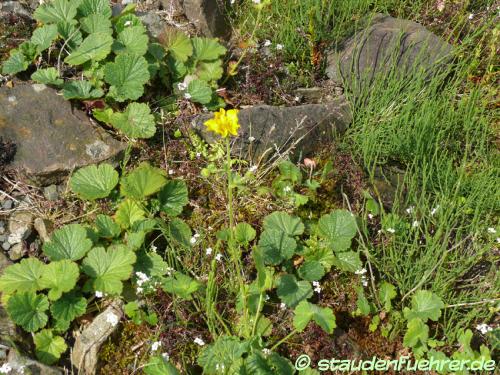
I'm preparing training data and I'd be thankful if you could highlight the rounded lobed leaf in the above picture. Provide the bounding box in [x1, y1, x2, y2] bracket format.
[257, 229, 296, 265]
[39, 260, 79, 301]
[70, 163, 119, 200]
[0, 258, 46, 294]
[316, 209, 357, 252]
[7, 292, 49, 332]
[108, 103, 156, 139]
[158, 180, 189, 217]
[263, 211, 304, 237]
[42, 224, 93, 261]
[34, 329, 67, 365]
[120, 163, 167, 199]
[276, 274, 313, 308]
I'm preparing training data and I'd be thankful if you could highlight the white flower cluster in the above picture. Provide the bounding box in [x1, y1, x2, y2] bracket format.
[151, 341, 162, 352]
[194, 337, 205, 346]
[476, 323, 493, 334]
[190, 233, 201, 245]
[355, 268, 368, 287]
[312, 281, 321, 294]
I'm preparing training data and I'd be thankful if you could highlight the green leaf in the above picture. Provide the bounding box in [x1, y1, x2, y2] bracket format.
[253, 248, 274, 292]
[191, 37, 226, 61]
[145, 355, 180, 375]
[31, 68, 63, 86]
[70, 163, 119, 200]
[276, 274, 312, 308]
[197, 60, 224, 82]
[82, 245, 137, 295]
[57, 21, 83, 49]
[120, 163, 167, 199]
[316, 210, 357, 252]
[50, 292, 87, 325]
[126, 231, 145, 251]
[198, 336, 247, 375]
[78, 0, 112, 18]
[263, 211, 304, 237]
[278, 161, 302, 184]
[31, 25, 58, 53]
[134, 251, 170, 278]
[7, 292, 49, 332]
[161, 29, 193, 62]
[258, 229, 296, 265]
[303, 246, 336, 272]
[162, 272, 201, 300]
[19, 41, 38, 61]
[34, 329, 67, 365]
[114, 26, 149, 55]
[108, 103, 156, 139]
[34, 0, 78, 24]
[114, 199, 146, 229]
[293, 301, 336, 333]
[379, 282, 397, 312]
[114, 14, 146, 34]
[64, 32, 113, 66]
[95, 215, 121, 239]
[2, 51, 29, 75]
[246, 352, 295, 374]
[164, 218, 191, 248]
[39, 260, 79, 301]
[403, 290, 444, 323]
[0, 258, 45, 294]
[187, 79, 212, 104]
[158, 180, 189, 216]
[234, 223, 256, 245]
[42, 224, 93, 261]
[104, 53, 150, 102]
[403, 318, 429, 352]
[62, 80, 104, 100]
[332, 251, 362, 272]
[298, 260, 325, 282]
[355, 287, 373, 316]
[80, 13, 112, 34]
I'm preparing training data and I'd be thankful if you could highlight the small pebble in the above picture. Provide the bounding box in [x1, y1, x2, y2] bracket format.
[2, 242, 11, 251]
[2, 200, 13, 210]
[43, 185, 59, 201]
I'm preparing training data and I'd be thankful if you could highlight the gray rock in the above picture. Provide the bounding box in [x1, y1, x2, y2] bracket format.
[43, 185, 59, 201]
[1, 242, 11, 251]
[0, 235, 6, 243]
[2, 200, 13, 211]
[0, 84, 126, 186]
[71, 300, 123, 374]
[34, 218, 51, 243]
[326, 14, 453, 92]
[6, 349, 64, 375]
[0, 1, 32, 18]
[182, 0, 230, 39]
[8, 211, 33, 244]
[8, 243, 24, 261]
[138, 11, 167, 39]
[193, 98, 352, 163]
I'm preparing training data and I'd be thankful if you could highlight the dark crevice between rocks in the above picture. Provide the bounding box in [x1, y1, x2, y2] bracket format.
[0, 138, 16, 171]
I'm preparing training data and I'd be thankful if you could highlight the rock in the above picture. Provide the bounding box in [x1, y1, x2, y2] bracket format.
[0, 1, 32, 18]
[71, 300, 123, 374]
[326, 14, 453, 92]
[34, 218, 51, 243]
[7, 211, 33, 244]
[181, 0, 230, 39]
[138, 12, 167, 39]
[193, 98, 352, 162]
[6, 349, 63, 375]
[8, 243, 24, 261]
[1, 242, 10, 251]
[43, 185, 59, 201]
[2, 200, 13, 211]
[0, 84, 126, 185]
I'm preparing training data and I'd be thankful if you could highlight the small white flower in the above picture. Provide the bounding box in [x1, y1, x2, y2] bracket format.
[276, 44, 284, 50]
[184, 93, 192, 100]
[361, 277, 368, 287]
[206, 247, 213, 256]
[252, 0, 261, 4]
[196, 152, 201, 158]
[431, 205, 440, 216]
[95, 291, 104, 298]
[194, 337, 205, 346]
[136, 287, 143, 294]
[264, 294, 270, 301]
[249, 165, 258, 173]
[314, 286, 322, 294]
[487, 227, 496, 234]
[162, 352, 170, 361]
[106, 312, 119, 326]
[190, 237, 197, 245]
[294, 96, 301, 102]
[0, 363, 12, 374]
[468, 13, 474, 20]
[151, 341, 162, 352]
[151, 245, 157, 252]
[312, 281, 320, 287]
[124, 20, 132, 27]
[386, 228, 396, 234]
[280, 302, 287, 310]
[215, 253, 223, 262]
[368, 213, 374, 219]
[248, 136, 256, 142]
[215, 363, 225, 371]
[168, 169, 175, 175]
[283, 186, 292, 193]
[355, 268, 367, 275]
[476, 323, 493, 334]
[496, 237, 500, 243]
[412, 220, 419, 228]
[177, 82, 187, 91]
[194, 233, 201, 238]
[262, 348, 271, 356]
[406, 206, 415, 214]
[263, 39, 272, 47]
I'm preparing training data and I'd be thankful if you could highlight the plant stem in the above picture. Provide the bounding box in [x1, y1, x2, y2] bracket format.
[270, 329, 298, 352]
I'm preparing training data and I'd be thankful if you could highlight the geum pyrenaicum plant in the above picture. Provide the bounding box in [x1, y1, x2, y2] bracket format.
[0, 161, 192, 365]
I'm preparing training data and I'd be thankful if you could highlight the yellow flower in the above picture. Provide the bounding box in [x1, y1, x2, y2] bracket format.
[204, 108, 240, 138]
